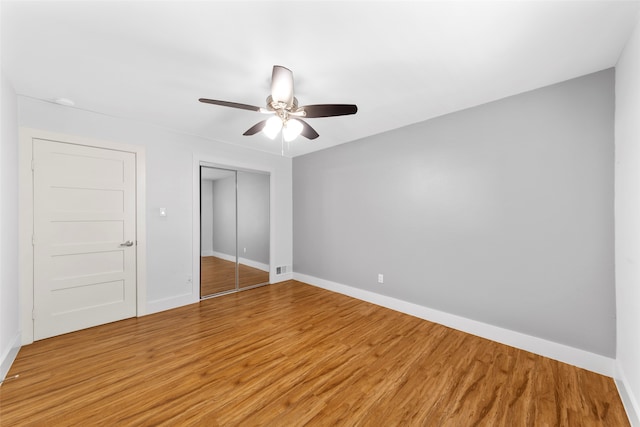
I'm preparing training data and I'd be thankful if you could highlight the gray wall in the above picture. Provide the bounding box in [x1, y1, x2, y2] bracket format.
[293, 69, 615, 357]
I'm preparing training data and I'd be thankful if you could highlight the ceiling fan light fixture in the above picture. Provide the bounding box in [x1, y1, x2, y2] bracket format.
[283, 118, 303, 142]
[263, 115, 282, 139]
[199, 65, 358, 144]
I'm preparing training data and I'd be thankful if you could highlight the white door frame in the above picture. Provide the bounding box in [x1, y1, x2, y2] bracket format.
[19, 128, 147, 345]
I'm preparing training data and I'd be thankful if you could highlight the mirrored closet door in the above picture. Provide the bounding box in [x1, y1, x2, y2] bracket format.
[237, 170, 270, 289]
[200, 165, 270, 298]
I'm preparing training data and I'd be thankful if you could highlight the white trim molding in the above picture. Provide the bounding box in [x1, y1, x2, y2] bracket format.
[239, 257, 269, 273]
[294, 272, 616, 377]
[616, 362, 640, 427]
[146, 293, 198, 316]
[207, 251, 236, 263]
[0, 332, 21, 383]
[19, 128, 147, 345]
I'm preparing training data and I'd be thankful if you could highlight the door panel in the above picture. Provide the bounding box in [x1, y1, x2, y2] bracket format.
[50, 188, 124, 212]
[50, 280, 126, 313]
[33, 139, 137, 340]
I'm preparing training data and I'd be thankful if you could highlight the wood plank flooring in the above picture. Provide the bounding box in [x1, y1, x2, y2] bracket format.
[0, 280, 629, 426]
[200, 256, 269, 297]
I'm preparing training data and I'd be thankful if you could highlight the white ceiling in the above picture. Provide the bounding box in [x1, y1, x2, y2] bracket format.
[2, 1, 639, 157]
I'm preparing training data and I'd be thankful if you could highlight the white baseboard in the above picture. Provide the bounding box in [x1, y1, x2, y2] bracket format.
[209, 251, 235, 263]
[239, 257, 269, 272]
[272, 272, 293, 282]
[293, 273, 616, 377]
[145, 292, 198, 315]
[147, 271, 289, 314]
[1, 332, 21, 383]
[202, 251, 269, 272]
[616, 362, 640, 427]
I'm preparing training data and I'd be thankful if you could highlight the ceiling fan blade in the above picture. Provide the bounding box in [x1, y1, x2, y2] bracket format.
[300, 104, 358, 118]
[243, 120, 268, 136]
[298, 119, 319, 140]
[271, 65, 294, 106]
[199, 98, 262, 112]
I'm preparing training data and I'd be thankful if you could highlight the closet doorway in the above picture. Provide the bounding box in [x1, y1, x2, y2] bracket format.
[200, 165, 270, 298]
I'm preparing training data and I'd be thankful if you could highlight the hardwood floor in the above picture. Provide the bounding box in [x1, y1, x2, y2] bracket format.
[0, 281, 629, 426]
[200, 256, 269, 297]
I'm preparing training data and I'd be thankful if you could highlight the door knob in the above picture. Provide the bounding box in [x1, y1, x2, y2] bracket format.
[119, 240, 134, 247]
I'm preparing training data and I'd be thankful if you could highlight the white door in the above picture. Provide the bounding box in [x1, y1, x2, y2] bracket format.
[33, 139, 137, 340]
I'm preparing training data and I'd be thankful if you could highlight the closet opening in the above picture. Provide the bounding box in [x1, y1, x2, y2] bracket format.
[199, 164, 270, 298]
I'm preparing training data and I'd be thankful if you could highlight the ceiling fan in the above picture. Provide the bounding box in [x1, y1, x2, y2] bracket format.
[199, 65, 358, 142]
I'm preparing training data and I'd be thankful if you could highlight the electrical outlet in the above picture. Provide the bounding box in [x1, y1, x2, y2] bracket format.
[378, 274, 384, 284]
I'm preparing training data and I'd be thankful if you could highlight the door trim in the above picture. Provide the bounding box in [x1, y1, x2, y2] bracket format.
[19, 128, 147, 345]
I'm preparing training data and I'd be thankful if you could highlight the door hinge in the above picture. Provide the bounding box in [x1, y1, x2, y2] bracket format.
[31, 159, 34, 171]
[32, 309, 35, 320]
[32, 234, 35, 246]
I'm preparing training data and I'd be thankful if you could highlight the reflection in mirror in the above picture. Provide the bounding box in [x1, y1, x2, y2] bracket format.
[237, 171, 270, 288]
[200, 167, 237, 297]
